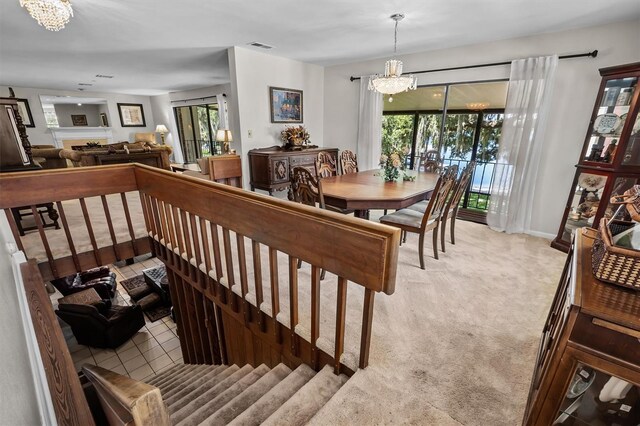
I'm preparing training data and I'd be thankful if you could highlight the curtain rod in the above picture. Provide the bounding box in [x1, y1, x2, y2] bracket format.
[349, 50, 598, 81]
[170, 93, 226, 103]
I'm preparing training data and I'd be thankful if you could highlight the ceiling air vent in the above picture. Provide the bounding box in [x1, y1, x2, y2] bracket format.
[78, 83, 93, 86]
[95, 74, 114, 78]
[247, 42, 273, 50]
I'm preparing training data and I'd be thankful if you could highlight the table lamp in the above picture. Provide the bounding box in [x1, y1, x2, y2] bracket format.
[216, 129, 233, 154]
[155, 124, 169, 144]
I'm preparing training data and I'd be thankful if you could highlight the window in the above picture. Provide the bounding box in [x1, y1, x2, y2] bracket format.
[174, 103, 220, 163]
[382, 81, 508, 219]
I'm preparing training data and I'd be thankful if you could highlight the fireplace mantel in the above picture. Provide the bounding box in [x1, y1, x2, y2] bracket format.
[49, 127, 114, 148]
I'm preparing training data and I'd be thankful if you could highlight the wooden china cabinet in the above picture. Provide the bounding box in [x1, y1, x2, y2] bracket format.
[524, 229, 639, 425]
[552, 62, 640, 252]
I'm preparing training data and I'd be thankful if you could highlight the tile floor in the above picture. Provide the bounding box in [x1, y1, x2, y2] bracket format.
[54, 255, 184, 381]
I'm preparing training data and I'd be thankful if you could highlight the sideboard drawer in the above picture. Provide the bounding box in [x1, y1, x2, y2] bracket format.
[290, 155, 315, 167]
[269, 157, 289, 184]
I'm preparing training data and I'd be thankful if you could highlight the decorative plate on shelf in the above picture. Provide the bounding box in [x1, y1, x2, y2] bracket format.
[578, 173, 606, 191]
[593, 113, 620, 135]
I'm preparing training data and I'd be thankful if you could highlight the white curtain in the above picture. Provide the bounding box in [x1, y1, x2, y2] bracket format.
[216, 94, 228, 130]
[357, 77, 383, 170]
[487, 55, 558, 234]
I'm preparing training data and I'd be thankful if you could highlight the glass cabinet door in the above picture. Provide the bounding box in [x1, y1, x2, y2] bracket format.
[585, 77, 638, 164]
[561, 172, 609, 243]
[554, 363, 639, 425]
[622, 113, 640, 165]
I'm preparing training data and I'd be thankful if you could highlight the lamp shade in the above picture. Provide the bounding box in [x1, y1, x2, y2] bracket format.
[155, 124, 169, 133]
[216, 129, 233, 142]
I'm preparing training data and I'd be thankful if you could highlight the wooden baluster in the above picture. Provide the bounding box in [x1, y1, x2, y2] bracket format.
[149, 196, 165, 259]
[269, 248, 280, 343]
[236, 234, 250, 325]
[252, 240, 264, 331]
[165, 267, 193, 363]
[157, 200, 171, 263]
[189, 286, 211, 364]
[55, 201, 80, 271]
[163, 202, 177, 268]
[138, 191, 152, 238]
[31, 205, 57, 277]
[222, 228, 236, 310]
[120, 193, 138, 256]
[179, 209, 193, 279]
[199, 217, 212, 293]
[79, 198, 102, 266]
[100, 195, 120, 261]
[171, 206, 185, 273]
[310, 265, 320, 369]
[334, 276, 347, 374]
[189, 213, 203, 289]
[209, 223, 224, 301]
[289, 256, 299, 356]
[359, 288, 376, 369]
[203, 298, 222, 364]
[3, 209, 24, 252]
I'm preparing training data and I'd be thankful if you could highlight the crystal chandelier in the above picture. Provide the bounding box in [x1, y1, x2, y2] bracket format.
[368, 14, 417, 102]
[19, 0, 73, 31]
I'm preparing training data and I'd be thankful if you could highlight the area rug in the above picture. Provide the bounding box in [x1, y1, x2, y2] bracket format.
[120, 275, 171, 322]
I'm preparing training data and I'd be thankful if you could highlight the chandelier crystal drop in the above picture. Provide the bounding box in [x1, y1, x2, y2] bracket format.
[19, 0, 73, 31]
[368, 14, 417, 101]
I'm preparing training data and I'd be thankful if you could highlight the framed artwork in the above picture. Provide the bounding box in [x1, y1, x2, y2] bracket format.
[117, 103, 146, 127]
[15, 98, 35, 128]
[270, 87, 303, 123]
[71, 114, 88, 126]
[99, 112, 109, 127]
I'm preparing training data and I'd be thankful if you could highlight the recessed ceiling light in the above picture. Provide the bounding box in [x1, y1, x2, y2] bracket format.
[77, 103, 82, 106]
[247, 42, 273, 50]
[95, 74, 114, 78]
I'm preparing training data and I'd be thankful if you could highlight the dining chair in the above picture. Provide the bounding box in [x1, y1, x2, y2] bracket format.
[339, 150, 358, 174]
[289, 166, 332, 279]
[315, 151, 338, 178]
[417, 149, 443, 173]
[379, 169, 456, 269]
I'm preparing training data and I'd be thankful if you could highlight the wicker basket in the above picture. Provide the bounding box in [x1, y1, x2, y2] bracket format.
[592, 218, 640, 290]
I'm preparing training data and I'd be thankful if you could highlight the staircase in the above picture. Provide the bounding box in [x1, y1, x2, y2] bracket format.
[137, 362, 348, 426]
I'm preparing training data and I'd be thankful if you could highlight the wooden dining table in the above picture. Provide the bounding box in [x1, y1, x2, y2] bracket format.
[320, 169, 439, 219]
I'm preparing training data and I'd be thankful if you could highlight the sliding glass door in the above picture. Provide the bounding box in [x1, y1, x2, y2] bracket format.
[174, 103, 220, 163]
[382, 81, 507, 220]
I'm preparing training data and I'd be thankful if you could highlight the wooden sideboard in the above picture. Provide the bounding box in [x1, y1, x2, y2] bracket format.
[523, 228, 640, 425]
[248, 146, 338, 194]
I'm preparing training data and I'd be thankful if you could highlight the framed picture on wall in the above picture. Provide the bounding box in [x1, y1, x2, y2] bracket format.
[71, 114, 88, 126]
[15, 98, 35, 128]
[270, 87, 303, 123]
[117, 103, 146, 127]
[99, 112, 109, 127]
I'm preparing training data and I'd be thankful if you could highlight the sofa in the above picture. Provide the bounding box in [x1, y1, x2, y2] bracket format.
[60, 141, 172, 170]
[31, 144, 68, 169]
[56, 301, 145, 349]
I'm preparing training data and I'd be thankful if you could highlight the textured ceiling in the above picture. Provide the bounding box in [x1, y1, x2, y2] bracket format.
[1, 0, 638, 95]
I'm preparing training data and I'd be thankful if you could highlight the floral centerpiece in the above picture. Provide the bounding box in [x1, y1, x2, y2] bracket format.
[380, 142, 412, 182]
[281, 125, 310, 148]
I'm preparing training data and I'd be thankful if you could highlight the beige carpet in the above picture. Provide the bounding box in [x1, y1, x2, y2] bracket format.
[307, 219, 566, 426]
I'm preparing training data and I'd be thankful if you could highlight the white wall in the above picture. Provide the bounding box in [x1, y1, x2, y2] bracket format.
[0, 86, 157, 145]
[229, 46, 325, 188]
[150, 84, 233, 164]
[324, 19, 640, 238]
[54, 104, 101, 127]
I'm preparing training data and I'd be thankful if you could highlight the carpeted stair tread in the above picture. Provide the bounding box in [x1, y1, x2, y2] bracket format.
[261, 365, 348, 426]
[145, 364, 187, 386]
[167, 365, 240, 414]
[151, 364, 196, 388]
[228, 364, 317, 426]
[163, 364, 226, 405]
[176, 364, 270, 426]
[170, 364, 252, 424]
[200, 363, 293, 425]
[158, 365, 210, 394]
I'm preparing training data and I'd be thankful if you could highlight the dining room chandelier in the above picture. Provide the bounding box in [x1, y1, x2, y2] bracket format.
[368, 14, 417, 102]
[19, 0, 73, 31]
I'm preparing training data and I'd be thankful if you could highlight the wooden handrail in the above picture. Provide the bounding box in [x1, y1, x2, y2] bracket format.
[82, 364, 170, 426]
[135, 165, 400, 293]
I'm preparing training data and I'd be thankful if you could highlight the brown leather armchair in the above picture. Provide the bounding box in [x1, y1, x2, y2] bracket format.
[56, 301, 145, 349]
